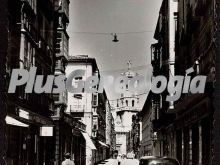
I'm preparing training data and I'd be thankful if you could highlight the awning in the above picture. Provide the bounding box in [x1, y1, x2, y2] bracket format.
[5, 116, 29, 127]
[98, 141, 109, 147]
[81, 132, 97, 150]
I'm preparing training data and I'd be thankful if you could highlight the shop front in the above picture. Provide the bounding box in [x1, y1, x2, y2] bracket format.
[6, 108, 54, 165]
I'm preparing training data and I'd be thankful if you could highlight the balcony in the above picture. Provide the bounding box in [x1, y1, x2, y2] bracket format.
[58, 0, 69, 22]
[38, 36, 53, 64]
[22, 22, 38, 46]
[21, 0, 37, 17]
[53, 92, 67, 105]
[55, 59, 66, 73]
[69, 104, 85, 117]
[55, 31, 69, 59]
[21, 22, 53, 63]
[151, 43, 162, 74]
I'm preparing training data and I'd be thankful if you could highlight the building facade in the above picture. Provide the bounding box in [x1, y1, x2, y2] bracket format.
[131, 114, 141, 158]
[113, 63, 141, 156]
[105, 100, 116, 157]
[66, 55, 109, 165]
[172, 0, 215, 164]
[93, 90, 109, 163]
[140, 1, 220, 165]
[2, 0, 87, 165]
[52, 2, 86, 165]
[5, 0, 56, 164]
[0, 0, 8, 164]
[139, 93, 154, 157]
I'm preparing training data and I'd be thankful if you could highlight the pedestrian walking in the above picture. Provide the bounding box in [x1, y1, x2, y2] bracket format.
[117, 155, 122, 165]
[62, 153, 75, 165]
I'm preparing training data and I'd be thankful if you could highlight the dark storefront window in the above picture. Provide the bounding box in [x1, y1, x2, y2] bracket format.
[202, 117, 211, 165]
[176, 130, 183, 165]
[192, 124, 199, 165]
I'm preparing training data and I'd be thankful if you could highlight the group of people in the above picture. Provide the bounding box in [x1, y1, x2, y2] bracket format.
[62, 152, 132, 165]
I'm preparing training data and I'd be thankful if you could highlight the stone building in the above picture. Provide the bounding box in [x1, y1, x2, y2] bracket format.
[172, 0, 215, 164]
[129, 114, 141, 158]
[139, 93, 154, 157]
[52, 2, 86, 165]
[140, 0, 220, 165]
[66, 55, 109, 165]
[0, 0, 87, 164]
[5, 0, 56, 164]
[105, 100, 116, 157]
[0, 0, 8, 163]
[114, 62, 141, 156]
[94, 90, 109, 163]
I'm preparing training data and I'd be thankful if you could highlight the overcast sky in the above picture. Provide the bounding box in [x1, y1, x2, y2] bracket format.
[67, 0, 162, 107]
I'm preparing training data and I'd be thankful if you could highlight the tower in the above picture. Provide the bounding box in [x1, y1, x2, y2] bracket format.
[115, 61, 140, 155]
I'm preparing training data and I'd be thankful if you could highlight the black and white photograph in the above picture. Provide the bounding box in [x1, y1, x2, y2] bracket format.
[0, 0, 220, 165]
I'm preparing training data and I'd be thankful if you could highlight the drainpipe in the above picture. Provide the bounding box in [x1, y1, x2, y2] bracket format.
[20, 4, 25, 69]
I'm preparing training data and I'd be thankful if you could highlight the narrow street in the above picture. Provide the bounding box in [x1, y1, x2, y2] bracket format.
[98, 159, 139, 165]
[2, 0, 220, 165]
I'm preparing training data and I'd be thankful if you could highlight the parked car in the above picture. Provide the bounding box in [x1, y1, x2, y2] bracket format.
[139, 156, 180, 165]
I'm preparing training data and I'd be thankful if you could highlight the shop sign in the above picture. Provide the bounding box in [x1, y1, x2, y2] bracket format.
[40, 126, 53, 136]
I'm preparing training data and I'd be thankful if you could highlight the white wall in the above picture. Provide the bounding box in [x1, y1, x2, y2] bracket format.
[168, 0, 178, 109]
[66, 62, 94, 165]
[66, 63, 93, 112]
[116, 133, 127, 155]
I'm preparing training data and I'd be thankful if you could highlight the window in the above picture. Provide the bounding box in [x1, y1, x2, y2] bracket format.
[24, 39, 35, 69]
[92, 93, 98, 107]
[189, 129, 192, 165]
[126, 100, 128, 106]
[75, 77, 82, 80]
[55, 31, 69, 58]
[55, 32, 62, 54]
[55, 60, 60, 68]
[132, 100, 135, 107]
[74, 76, 83, 87]
[73, 94, 82, 99]
[93, 125, 97, 130]
[199, 126, 202, 164]
[53, 93, 60, 101]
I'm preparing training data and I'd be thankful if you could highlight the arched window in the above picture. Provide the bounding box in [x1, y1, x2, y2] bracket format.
[132, 100, 135, 107]
[126, 100, 128, 106]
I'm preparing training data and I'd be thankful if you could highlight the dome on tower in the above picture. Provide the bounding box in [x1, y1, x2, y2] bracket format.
[121, 60, 138, 79]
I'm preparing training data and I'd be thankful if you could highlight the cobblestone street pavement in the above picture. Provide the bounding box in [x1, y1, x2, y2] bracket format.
[98, 159, 139, 165]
